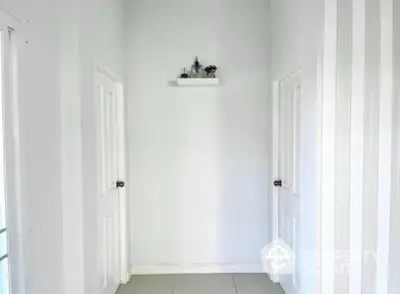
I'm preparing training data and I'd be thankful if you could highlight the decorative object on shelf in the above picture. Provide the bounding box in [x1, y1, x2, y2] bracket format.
[205, 65, 218, 78]
[178, 56, 218, 79]
[176, 57, 219, 83]
[190, 56, 204, 78]
[180, 68, 189, 79]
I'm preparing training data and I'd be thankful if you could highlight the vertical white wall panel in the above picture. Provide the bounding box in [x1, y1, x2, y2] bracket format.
[322, 0, 396, 293]
[376, 0, 394, 293]
[321, 0, 337, 293]
[334, 0, 352, 292]
[388, 2, 400, 293]
[348, 1, 366, 293]
[388, 77, 400, 293]
[59, 0, 85, 293]
[362, 0, 380, 293]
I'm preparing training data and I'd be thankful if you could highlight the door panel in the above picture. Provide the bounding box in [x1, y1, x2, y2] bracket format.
[96, 71, 121, 294]
[278, 70, 302, 294]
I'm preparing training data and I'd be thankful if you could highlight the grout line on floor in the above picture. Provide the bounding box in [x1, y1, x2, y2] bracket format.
[232, 274, 239, 294]
[171, 275, 176, 294]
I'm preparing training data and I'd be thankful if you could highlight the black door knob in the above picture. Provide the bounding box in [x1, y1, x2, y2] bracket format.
[116, 181, 125, 188]
[273, 180, 282, 187]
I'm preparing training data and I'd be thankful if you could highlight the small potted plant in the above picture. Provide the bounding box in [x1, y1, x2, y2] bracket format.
[204, 65, 218, 78]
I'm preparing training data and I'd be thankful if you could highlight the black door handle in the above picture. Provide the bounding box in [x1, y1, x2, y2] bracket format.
[116, 181, 125, 188]
[273, 180, 282, 187]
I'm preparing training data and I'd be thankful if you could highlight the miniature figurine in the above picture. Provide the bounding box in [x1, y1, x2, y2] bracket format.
[191, 57, 204, 77]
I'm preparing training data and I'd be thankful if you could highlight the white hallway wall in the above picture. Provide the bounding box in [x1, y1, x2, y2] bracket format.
[320, 0, 400, 293]
[0, 1, 63, 294]
[1, 0, 125, 294]
[126, 0, 270, 272]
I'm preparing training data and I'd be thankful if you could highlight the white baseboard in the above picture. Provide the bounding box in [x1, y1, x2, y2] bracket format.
[130, 263, 263, 275]
[121, 272, 132, 284]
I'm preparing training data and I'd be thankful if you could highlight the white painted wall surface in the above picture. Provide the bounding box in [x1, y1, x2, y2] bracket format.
[389, 3, 400, 293]
[1, 0, 126, 294]
[59, 1, 85, 294]
[0, 1, 63, 294]
[126, 0, 270, 272]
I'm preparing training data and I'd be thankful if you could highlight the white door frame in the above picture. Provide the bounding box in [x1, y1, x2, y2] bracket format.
[95, 64, 129, 284]
[270, 78, 281, 284]
[0, 10, 27, 294]
[271, 79, 280, 247]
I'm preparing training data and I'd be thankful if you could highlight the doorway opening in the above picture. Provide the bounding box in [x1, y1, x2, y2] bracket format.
[271, 69, 302, 294]
[95, 66, 128, 294]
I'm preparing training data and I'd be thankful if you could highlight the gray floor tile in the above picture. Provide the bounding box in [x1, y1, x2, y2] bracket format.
[116, 273, 283, 294]
[117, 275, 174, 294]
[233, 274, 284, 294]
[174, 274, 236, 294]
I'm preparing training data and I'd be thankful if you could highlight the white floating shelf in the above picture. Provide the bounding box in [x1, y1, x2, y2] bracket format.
[176, 78, 219, 87]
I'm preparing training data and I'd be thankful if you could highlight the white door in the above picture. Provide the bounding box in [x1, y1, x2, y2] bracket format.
[275, 70, 302, 294]
[95, 70, 123, 294]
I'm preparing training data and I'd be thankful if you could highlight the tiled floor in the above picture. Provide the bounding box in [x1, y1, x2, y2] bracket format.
[116, 274, 284, 294]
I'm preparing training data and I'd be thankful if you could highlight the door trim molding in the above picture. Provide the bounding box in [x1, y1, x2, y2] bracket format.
[0, 13, 27, 294]
[272, 79, 279, 245]
[95, 63, 123, 83]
